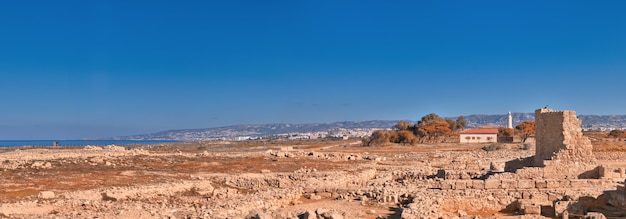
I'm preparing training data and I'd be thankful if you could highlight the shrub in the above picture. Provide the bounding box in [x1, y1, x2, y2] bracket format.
[482, 143, 503, 151]
[520, 144, 532, 150]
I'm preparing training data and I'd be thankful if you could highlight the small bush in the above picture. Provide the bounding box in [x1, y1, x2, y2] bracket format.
[520, 144, 533, 150]
[482, 143, 503, 151]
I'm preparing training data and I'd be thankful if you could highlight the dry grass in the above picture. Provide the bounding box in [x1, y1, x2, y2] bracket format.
[0, 141, 366, 201]
[585, 131, 626, 152]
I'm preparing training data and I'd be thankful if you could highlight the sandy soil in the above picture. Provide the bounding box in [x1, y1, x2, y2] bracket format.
[0, 138, 624, 218]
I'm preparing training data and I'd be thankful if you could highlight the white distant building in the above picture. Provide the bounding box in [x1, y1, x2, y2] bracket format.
[459, 127, 498, 143]
[235, 136, 251, 141]
[507, 112, 513, 129]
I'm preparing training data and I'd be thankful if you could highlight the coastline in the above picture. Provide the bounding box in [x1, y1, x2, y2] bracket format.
[0, 139, 179, 147]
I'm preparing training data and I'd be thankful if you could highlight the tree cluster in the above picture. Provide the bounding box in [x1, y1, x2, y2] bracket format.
[363, 114, 466, 146]
[498, 127, 515, 138]
[515, 121, 535, 143]
[608, 130, 626, 138]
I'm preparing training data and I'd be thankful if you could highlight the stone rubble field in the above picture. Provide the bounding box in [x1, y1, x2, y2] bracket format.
[0, 141, 621, 219]
[0, 142, 525, 218]
[1, 109, 626, 218]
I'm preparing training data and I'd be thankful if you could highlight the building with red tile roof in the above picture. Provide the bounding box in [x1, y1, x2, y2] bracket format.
[459, 127, 498, 143]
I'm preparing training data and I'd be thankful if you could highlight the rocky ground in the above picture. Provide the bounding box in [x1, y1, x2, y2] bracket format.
[0, 138, 625, 219]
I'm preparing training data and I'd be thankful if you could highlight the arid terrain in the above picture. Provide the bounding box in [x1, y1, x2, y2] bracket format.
[2, 111, 626, 218]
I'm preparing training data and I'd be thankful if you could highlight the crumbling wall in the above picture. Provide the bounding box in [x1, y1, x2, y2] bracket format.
[534, 108, 596, 167]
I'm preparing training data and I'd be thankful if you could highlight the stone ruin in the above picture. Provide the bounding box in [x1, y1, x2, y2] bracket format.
[534, 108, 595, 165]
[427, 107, 626, 218]
[499, 108, 601, 180]
[533, 108, 598, 179]
[6, 107, 626, 218]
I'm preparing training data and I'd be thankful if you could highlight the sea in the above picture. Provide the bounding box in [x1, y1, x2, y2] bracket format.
[0, 140, 179, 147]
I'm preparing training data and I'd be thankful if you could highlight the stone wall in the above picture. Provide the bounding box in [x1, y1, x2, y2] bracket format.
[534, 108, 596, 167]
[435, 179, 613, 191]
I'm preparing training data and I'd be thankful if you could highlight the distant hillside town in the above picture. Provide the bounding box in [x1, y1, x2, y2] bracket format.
[105, 113, 626, 141]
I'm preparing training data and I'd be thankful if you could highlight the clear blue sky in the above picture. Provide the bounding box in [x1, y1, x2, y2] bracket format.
[1, 1, 625, 139]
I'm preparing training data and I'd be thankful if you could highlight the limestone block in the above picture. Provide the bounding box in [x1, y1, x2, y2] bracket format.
[546, 180, 561, 189]
[38, 191, 55, 199]
[317, 208, 344, 219]
[523, 204, 541, 215]
[493, 192, 508, 200]
[484, 179, 501, 189]
[317, 192, 332, 198]
[517, 199, 542, 215]
[543, 164, 569, 179]
[518, 180, 534, 189]
[490, 162, 505, 172]
[516, 167, 544, 180]
[472, 180, 485, 189]
[501, 180, 518, 189]
[445, 172, 459, 180]
[536, 180, 548, 189]
[588, 180, 604, 187]
[466, 164, 480, 170]
[508, 191, 522, 199]
[460, 172, 471, 180]
[335, 188, 349, 194]
[441, 181, 454, 190]
[303, 193, 313, 199]
[584, 212, 606, 219]
[569, 179, 589, 188]
[554, 200, 572, 216]
[548, 193, 560, 202]
[455, 181, 467, 190]
[558, 180, 571, 188]
[532, 193, 549, 202]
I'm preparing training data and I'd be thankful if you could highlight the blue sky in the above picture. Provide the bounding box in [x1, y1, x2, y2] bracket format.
[1, 1, 625, 139]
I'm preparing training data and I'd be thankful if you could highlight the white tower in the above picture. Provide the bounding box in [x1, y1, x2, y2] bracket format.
[507, 112, 513, 129]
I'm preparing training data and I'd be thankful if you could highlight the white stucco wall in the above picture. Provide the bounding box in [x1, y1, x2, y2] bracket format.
[460, 133, 497, 143]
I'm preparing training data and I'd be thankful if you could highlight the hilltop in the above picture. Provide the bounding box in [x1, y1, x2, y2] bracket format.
[105, 113, 626, 141]
[464, 113, 626, 131]
[106, 121, 399, 141]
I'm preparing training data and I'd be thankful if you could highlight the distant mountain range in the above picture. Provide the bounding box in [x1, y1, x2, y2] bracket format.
[105, 121, 399, 141]
[463, 113, 626, 131]
[105, 113, 626, 141]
